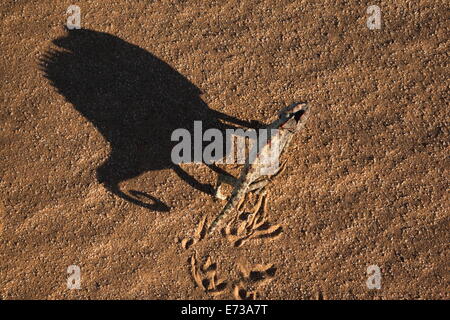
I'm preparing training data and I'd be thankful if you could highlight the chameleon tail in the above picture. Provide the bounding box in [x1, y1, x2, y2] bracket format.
[207, 212, 225, 234]
[208, 204, 232, 234]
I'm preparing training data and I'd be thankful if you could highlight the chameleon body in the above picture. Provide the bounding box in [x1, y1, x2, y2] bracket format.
[208, 102, 310, 234]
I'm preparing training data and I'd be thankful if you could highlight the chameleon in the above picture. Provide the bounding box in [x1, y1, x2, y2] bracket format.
[207, 102, 311, 234]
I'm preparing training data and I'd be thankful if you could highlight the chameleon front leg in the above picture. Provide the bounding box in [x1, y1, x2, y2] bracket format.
[247, 160, 287, 193]
[269, 159, 287, 178]
[247, 179, 269, 194]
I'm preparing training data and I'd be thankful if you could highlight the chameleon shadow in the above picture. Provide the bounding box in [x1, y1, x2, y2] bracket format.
[39, 28, 258, 211]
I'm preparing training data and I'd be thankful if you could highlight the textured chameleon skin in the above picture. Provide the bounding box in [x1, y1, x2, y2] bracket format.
[208, 103, 310, 234]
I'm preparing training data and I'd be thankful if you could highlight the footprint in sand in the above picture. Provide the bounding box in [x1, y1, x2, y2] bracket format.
[189, 252, 227, 296]
[233, 263, 277, 300]
[179, 215, 208, 250]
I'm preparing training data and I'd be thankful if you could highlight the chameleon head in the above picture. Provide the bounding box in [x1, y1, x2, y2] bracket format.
[278, 102, 309, 130]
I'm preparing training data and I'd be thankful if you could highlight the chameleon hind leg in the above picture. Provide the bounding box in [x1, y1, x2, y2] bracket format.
[214, 173, 238, 200]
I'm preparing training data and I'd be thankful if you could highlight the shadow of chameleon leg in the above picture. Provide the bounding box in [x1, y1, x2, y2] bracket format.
[171, 164, 215, 196]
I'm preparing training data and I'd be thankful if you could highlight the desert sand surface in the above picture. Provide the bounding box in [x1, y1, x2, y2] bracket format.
[0, 0, 448, 299]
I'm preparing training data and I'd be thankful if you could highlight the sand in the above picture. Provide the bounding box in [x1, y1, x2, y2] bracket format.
[0, 0, 448, 299]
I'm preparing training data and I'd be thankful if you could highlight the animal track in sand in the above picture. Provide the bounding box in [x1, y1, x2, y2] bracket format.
[189, 252, 227, 296]
[180, 215, 208, 250]
[178, 192, 282, 249]
[179, 192, 280, 299]
[233, 285, 258, 300]
[224, 193, 283, 247]
[233, 263, 277, 300]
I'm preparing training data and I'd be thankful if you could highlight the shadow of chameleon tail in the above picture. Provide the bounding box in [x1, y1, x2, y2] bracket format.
[105, 183, 170, 212]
